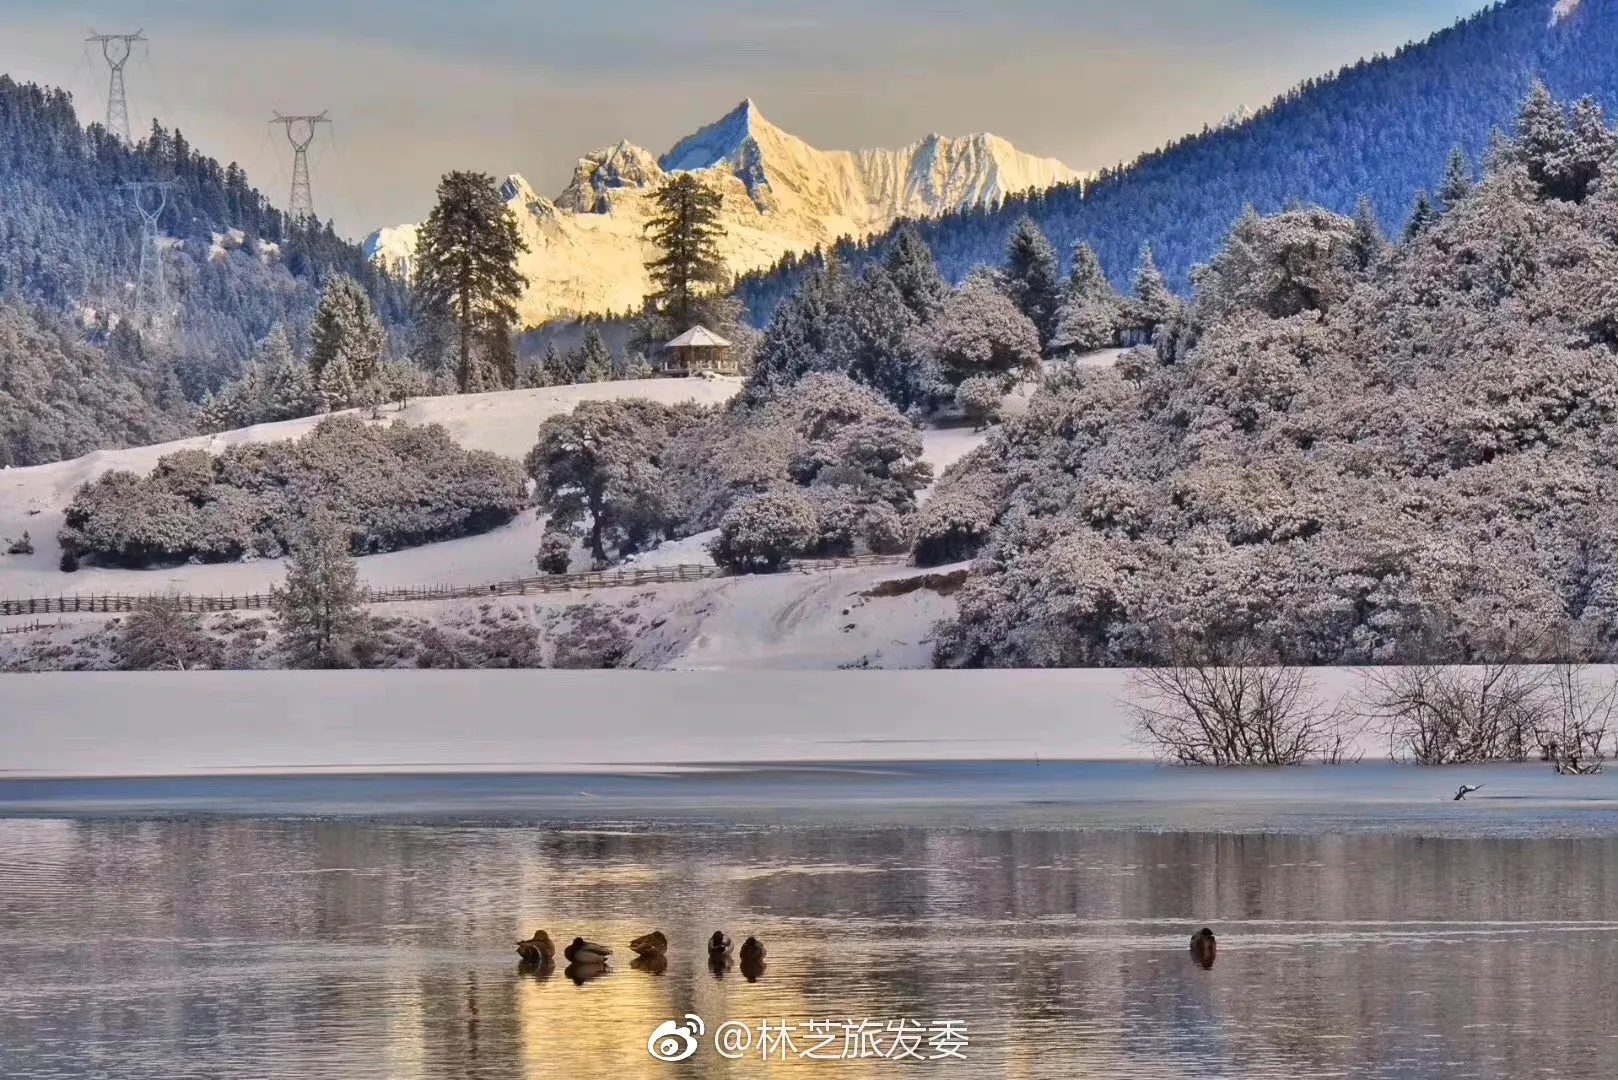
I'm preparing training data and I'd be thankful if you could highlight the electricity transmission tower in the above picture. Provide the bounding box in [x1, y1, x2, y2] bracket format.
[122, 181, 174, 321]
[87, 30, 145, 143]
[270, 112, 330, 222]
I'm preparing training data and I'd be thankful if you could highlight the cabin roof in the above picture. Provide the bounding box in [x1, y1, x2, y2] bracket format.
[663, 325, 731, 349]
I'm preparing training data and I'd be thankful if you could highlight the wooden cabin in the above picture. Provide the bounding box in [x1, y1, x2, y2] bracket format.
[659, 325, 736, 376]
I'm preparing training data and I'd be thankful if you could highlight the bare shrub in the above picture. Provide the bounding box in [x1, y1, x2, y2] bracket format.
[1127, 635, 1358, 766]
[1362, 663, 1549, 765]
[553, 605, 630, 668]
[1537, 661, 1614, 775]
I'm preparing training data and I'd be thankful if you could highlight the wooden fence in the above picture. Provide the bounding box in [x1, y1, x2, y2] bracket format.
[0, 554, 911, 618]
[0, 619, 57, 635]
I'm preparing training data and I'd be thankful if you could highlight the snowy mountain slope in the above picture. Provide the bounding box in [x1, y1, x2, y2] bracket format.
[364, 100, 1082, 326]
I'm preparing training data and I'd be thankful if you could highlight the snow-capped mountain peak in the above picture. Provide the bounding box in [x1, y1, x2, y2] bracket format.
[659, 98, 768, 173]
[366, 100, 1084, 325]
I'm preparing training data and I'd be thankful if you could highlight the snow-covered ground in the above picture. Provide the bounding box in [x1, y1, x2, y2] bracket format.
[0, 356, 1127, 670]
[0, 378, 739, 600]
[0, 667, 1391, 778]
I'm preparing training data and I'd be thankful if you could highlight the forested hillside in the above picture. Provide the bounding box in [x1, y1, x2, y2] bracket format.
[0, 77, 408, 464]
[738, 0, 1618, 319]
[924, 84, 1618, 669]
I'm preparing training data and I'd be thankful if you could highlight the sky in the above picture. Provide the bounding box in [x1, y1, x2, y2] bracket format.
[0, 1, 1488, 239]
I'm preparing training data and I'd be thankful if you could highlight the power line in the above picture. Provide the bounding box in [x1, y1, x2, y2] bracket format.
[269, 112, 330, 222]
[86, 30, 145, 143]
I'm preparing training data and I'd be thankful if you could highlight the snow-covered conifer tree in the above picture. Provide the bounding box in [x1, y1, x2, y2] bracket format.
[884, 222, 948, 323]
[309, 274, 384, 388]
[1002, 217, 1063, 351]
[1438, 146, 1473, 211]
[270, 508, 367, 668]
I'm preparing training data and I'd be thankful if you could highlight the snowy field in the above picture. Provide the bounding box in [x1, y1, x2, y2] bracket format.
[0, 667, 1375, 779]
[0, 378, 740, 600]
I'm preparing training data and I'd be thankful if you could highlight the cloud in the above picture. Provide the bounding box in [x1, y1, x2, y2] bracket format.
[0, 2, 1484, 238]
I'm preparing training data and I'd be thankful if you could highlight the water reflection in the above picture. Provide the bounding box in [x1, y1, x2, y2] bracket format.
[0, 817, 1615, 1078]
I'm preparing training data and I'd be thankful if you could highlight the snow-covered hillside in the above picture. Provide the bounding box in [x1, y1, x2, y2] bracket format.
[0, 378, 739, 600]
[364, 100, 1083, 325]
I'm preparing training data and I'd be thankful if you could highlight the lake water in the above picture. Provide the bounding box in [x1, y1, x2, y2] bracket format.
[2, 764, 1617, 1079]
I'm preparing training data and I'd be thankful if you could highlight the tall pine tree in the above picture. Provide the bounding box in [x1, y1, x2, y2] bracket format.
[1128, 246, 1178, 338]
[1437, 146, 1473, 211]
[884, 222, 948, 323]
[644, 173, 728, 335]
[1350, 194, 1386, 269]
[413, 171, 528, 393]
[1052, 241, 1124, 355]
[1002, 217, 1062, 351]
[309, 274, 383, 386]
[1404, 190, 1440, 240]
[578, 329, 613, 382]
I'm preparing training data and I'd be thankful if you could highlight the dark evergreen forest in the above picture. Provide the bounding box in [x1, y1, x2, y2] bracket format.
[738, 0, 1618, 321]
[0, 77, 408, 400]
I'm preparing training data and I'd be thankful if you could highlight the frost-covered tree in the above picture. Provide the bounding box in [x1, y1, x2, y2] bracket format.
[926, 91, 1618, 672]
[1350, 194, 1387, 270]
[1052, 241, 1125, 355]
[1566, 96, 1617, 204]
[1403, 190, 1440, 239]
[743, 259, 852, 403]
[708, 488, 817, 573]
[198, 324, 321, 432]
[955, 376, 1003, 432]
[309, 273, 384, 390]
[884, 222, 948, 323]
[664, 372, 931, 538]
[1191, 206, 1360, 325]
[1516, 80, 1574, 200]
[1125, 246, 1179, 339]
[116, 593, 215, 671]
[377, 359, 423, 410]
[829, 264, 925, 409]
[60, 417, 528, 567]
[525, 399, 693, 565]
[271, 507, 367, 668]
[540, 342, 570, 387]
[536, 528, 574, 574]
[317, 345, 360, 411]
[577, 328, 613, 382]
[1002, 217, 1063, 351]
[1437, 146, 1474, 211]
[909, 270, 1042, 393]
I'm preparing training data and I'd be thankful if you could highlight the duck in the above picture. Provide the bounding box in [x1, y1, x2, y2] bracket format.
[516, 930, 555, 964]
[707, 931, 732, 958]
[564, 937, 613, 964]
[1190, 927, 1217, 969]
[629, 930, 668, 957]
[739, 936, 765, 964]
